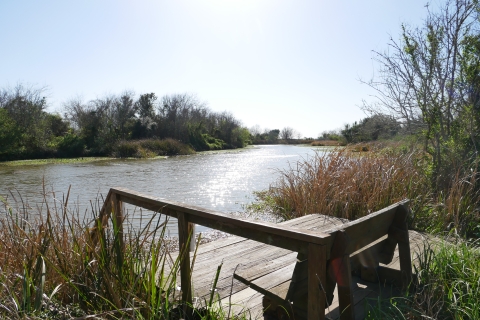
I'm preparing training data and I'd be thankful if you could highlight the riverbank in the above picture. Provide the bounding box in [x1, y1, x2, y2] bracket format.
[0, 157, 115, 167]
[0, 148, 259, 169]
[0, 146, 258, 168]
[0, 142, 336, 168]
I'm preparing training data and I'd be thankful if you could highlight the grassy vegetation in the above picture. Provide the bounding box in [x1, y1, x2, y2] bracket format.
[366, 238, 480, 319]
[309, 140, 344, 147]
[0, 138, 195, 165]
[0, 157, 114, 167]
[0, 188, 237, 319]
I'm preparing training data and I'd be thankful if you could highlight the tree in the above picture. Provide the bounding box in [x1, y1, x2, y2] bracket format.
[362, 0, 479, 188]
[280, 127, 295, 141]
[213, 111, 241, 147]
[136, 93, 156, 120]
[114, 91, 136, 139]
[0, 108, 21, 158]
[0, 84, 51, 153]
[130, 93, 157, 139]
[319, 129, 345, 142]
[232, 127, 251, 148]
[341, 114, 401, 143]
[267, 129, 280, 143]
[45, 113, 69, 137]
[158, 93, 209, 142]
[64, 96, 114, 153]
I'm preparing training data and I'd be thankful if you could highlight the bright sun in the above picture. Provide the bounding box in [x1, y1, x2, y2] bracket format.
[203, 0, 263, 14]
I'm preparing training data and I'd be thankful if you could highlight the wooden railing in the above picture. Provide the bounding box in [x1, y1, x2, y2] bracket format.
[98, 187, 332, 320]
[98, 188, 413, 320]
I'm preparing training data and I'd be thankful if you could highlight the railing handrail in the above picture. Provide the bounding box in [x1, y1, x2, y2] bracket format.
[104, 187, 331, 250]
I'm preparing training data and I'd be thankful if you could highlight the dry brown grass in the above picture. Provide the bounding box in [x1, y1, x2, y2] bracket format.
[260, 146, 429, 220]
[310, 140, 343, 147]
[257, 144, 480, 237]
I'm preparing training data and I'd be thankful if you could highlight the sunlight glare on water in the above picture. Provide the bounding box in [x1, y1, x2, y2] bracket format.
[0, 145, 331, 235]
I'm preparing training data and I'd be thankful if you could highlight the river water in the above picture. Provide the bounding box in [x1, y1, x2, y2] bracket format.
[0, 145, 329, 235]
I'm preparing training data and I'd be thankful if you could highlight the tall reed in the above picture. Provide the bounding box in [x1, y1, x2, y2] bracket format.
[254, 145, 480, 237]
[0, 187, 192, 319]
[258, 146, 429, 220]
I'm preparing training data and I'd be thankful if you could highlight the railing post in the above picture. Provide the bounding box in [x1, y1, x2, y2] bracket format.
[178, 211, 194, 312]
[308, 243, 326, 320]
[111, 192, 125, 265]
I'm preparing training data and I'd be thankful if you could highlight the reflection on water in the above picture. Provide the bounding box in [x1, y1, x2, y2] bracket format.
[0, 145, 330, 235]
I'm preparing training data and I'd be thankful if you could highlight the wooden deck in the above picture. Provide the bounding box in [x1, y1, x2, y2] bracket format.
[169, 214, 429, 319]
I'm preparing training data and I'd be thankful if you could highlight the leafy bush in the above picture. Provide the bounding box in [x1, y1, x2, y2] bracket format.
[203, 134, 226, 150]
[57, 133, 85, 157]
[114, 140, 140, 158]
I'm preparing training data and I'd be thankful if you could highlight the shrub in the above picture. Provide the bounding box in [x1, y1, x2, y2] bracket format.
[203, 134, 225, 150]
[140, 138, 194, 156]
[114, 139, 195, 158]
[114, 140, 140, 158]
[57, 133, 85, 157]
[310, 140, 343, 147]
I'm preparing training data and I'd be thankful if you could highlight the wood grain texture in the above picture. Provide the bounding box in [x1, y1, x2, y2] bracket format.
[328, 231, 354, 320]
[177, 211, 193, 306]
[111, 193, 125, 268]
[327, 200, 409, 255]
[308, 243, 327, 320]
[394, 204, 413, 289]
[112, 187, 331, 253]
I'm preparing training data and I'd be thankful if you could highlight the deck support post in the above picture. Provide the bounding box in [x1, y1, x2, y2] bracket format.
[395, 204, 413, 289]
[178, 211, 194, 316]
[308, 243, 326, 320]
[328, 231, 354, 320]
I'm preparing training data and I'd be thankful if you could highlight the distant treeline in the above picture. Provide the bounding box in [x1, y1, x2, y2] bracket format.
[249, 115, 404, 147]
[0, 85, 251, 161]
[314, 114, 402, 145]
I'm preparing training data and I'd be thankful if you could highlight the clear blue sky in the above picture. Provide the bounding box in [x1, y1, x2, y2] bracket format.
[1, 0, 428, 138]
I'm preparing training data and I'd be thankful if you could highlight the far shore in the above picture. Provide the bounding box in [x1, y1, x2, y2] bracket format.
[0, 143, 341, 167]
